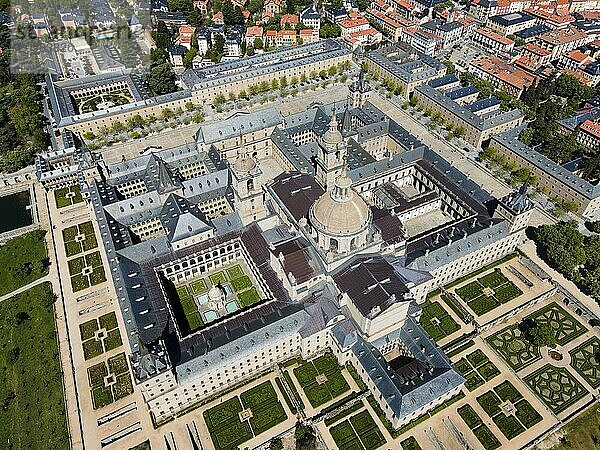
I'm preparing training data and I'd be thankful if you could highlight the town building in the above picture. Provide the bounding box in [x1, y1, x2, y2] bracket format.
[469, 55, 537, 97]
[413, 78, 524, 147]
[472, 27, 515, 54]
[364, 43, 447, 98]
[536, 26, 590, 60]
[487, 12, 536, 36]
[491, 126, 600, 217]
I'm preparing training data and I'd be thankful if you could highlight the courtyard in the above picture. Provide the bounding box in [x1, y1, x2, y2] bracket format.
[175, 263, 263, 331]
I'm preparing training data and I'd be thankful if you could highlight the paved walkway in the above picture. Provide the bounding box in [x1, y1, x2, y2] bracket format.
[0, 274, 50, 303]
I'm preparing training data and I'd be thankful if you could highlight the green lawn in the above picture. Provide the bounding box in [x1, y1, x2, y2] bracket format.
[545, 401, 600, 450]
[454, 268, 523, 316]
[238, 287, 261, 307]
[458, 404, 501, 450]
[54, 185, 83, 209]
[62, 221, 97, 257]
[401, 437, 421, 450]
[419, 301, 460, 342]
[0, 282, 69, 449]
[226, 264, 245, 280]
[88, 353, 133, 409]
[209, 271, 227, 286]
[475, 381, 542, 440]
[0, 229, 49, 296]
[329, 410, 386, 450]
[293, 354, 350, 408]
[454, 349, 499, 391]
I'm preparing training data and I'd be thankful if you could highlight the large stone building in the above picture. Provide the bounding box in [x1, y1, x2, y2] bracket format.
[491, 126, 600, 218]
[413, 77, 524, 147]
[46, 40, 351, 135]
[47, 74, 535, 433]
[364, 43, 448, 99]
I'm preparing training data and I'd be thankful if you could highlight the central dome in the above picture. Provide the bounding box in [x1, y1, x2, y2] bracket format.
[233, 154, 256, 173]
[311, 174, 370, 235]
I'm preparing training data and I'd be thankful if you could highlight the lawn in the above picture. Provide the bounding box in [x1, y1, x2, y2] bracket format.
[293, 354, 350, 408]
[88, 353, 133, 409]
[190, 278, 208, 294]
[62, 221, 97, 257]
[54, 185, 83, 209]
[400, 437, 421, 450]
[458, 405, 501, 450]
[419, 301, 460, 342]
[238, 287, 261, 307]
[231, 275, 253, 293]
[569, 337, 600, 388]
[545, 401, 600, 450]
[226, 264, 245, 280]
[0, 229, 49, 296]
[454, 268, 523, 316]
[329, 410, 386, 450]
[486, 324, 541, 371]
[80, 312, 122, 359]
[475, 380, 543, 440]
[454, 349, 499, 391]
[0, 282, 69, 449]
[209, 270, 227, 286]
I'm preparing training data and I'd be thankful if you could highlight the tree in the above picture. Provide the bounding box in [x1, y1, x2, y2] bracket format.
[442, 60, 456, 74]
[144, 63, 177, 96]
[295, 424, 316, 450]
[10, 262, 32, 281]
[319, 22, 341, 38]
[357, 0, 369, 10]
[248, 0, 264, 13]
[6, 347, 20, 365]
[254, 37, 264, 49]
[521, 320, 557, 348]
[532, 221, 586, 277]
[15, 311, 30, 325]
[183, 46, 198, 69]
[153, 20, 170, 49]
[270, 438, 283, 450]
[247, 45, 255, 56]
[280, 76, 288, 89]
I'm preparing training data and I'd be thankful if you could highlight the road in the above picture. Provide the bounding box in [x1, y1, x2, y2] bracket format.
[0, 275, 50, 303]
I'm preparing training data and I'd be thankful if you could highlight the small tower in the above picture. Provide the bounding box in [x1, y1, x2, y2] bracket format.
[348, 69, 372, 108]
[316, 109, 346, 190]
[230, 144, 266, 225]
[494, 178, 534, 234]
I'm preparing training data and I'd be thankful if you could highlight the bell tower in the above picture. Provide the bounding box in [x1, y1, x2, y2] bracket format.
[315, 110, 347, 190]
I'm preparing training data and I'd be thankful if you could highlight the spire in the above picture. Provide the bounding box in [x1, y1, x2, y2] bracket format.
[332, 154, 352, 202]
[341, 105, 353, 136]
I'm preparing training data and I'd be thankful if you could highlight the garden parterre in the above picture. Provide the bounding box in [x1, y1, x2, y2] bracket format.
[329, 409, 386, 450]
[293, 353, 350, 408]
[203, 380, 288, 450]
[454, 268, 523, 316]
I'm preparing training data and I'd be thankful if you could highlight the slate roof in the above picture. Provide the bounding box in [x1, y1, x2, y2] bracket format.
[333, 256, 411, 318]
[269, 172, 325, 221]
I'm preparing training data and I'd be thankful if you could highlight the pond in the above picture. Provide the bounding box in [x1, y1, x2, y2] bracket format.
[0, 190, 32, 233]
[203, 310, 219, 323]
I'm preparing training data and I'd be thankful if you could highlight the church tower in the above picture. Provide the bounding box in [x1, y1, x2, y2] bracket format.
[348, 69, 372, 109]
[315, 110, 346, 190]
[230, 145, 266, 225]
[493, 178, 533, 234]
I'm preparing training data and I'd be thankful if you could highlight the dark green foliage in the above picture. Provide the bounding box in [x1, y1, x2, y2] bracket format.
[0, 74, 48, 173]
[472, 423, 501, 450]
[0, 283, 68, 449]
[493, 413, 526, 440]
[522, 320, 557, 348]
[458, 404, 482, 428]
[514, 400, 542, 428]
[494, 381, 522, 403]
[400, 437, 422, 450]
[144, 63, 177, 96]
[477, 391, 502, 417]
[419, 301, 460, 341]
[0, 229, 48, 296]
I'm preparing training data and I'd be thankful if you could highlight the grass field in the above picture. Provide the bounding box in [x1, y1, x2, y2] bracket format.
[0, 229, 49, 296]
[54, 185, 83, 209]
[419, 301, 460, 341]
[0, 282, 69, 449]
[293, 353, 350, 408]
[539, 401, 600, 450]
